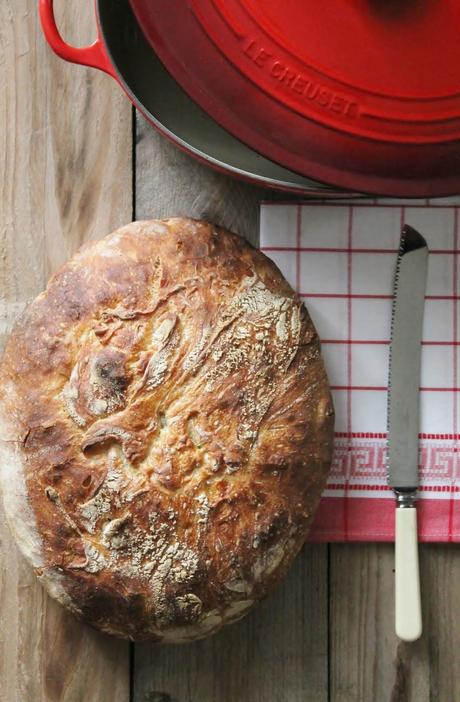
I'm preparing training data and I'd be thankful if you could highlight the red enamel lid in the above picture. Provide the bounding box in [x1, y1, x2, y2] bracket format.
[130, 0, 460, 196]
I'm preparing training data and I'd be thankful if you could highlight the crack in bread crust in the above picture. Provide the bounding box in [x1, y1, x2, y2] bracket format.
[0, 218, 334, 642]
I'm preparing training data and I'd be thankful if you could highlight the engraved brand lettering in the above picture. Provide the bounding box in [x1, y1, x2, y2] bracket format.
[292, 76, 307, 95]
[244, 39, 257, 59]
[282, 69, 297, 89]
[330, 95, 346, 113]
[244, 39, 358, 118]
[305, 83, 319, 100]
[244, 41, 272, 68]
[255, 48, 272, 67]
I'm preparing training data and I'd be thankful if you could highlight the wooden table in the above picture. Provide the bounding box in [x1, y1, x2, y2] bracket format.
[1, 3, 459, 701]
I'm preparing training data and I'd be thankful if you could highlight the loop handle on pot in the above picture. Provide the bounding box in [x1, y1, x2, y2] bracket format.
[38, 0, 114, 77]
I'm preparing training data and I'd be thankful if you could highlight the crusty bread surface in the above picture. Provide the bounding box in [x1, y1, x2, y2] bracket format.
[0, 218, 333, 641]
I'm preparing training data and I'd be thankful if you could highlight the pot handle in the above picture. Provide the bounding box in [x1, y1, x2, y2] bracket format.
[38, 0, 115, 77]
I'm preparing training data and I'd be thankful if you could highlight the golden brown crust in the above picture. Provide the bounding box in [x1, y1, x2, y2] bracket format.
[0, 218, 333, 641]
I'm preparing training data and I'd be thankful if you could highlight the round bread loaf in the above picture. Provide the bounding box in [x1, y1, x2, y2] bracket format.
[0, 218, 333, 642]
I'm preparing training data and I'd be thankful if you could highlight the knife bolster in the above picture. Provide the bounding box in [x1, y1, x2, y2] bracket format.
[395, 489, 417, 508]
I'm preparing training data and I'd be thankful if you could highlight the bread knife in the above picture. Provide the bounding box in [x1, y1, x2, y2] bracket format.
[387, 224, 428, 642]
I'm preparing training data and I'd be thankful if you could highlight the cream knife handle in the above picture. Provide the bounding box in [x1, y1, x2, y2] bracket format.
[395, 505, 422, 642]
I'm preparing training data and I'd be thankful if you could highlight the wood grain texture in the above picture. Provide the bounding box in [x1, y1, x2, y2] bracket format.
[0, 1, 132, 700]
[419, 545, 460, 702]
[134, 114, 329, 702]
[329, 544, 460, 702]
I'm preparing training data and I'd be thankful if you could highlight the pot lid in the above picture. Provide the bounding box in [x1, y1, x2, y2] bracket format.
[129, 0, 460, 196]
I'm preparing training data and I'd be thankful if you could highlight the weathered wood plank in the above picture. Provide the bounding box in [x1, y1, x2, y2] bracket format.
[0, 1, 132, 700]
[421, 545, 460, 701]
[329, 543, 460, 702]
[133, 116, 329, 702]
[329, 544, 404, 702]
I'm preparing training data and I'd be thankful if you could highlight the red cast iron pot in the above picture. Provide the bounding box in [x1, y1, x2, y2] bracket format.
[39, 0, 340, 196]
[40, 0, 460, 197]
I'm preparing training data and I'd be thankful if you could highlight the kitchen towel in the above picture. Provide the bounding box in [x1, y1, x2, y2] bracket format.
[260, 200, 460, 542]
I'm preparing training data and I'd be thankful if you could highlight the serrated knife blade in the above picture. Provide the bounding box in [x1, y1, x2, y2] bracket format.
[387, 224, 428, 643]
[387, 225, 428, 490]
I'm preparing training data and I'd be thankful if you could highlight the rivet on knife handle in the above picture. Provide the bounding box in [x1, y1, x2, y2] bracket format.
[387, 225, 428, 643]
